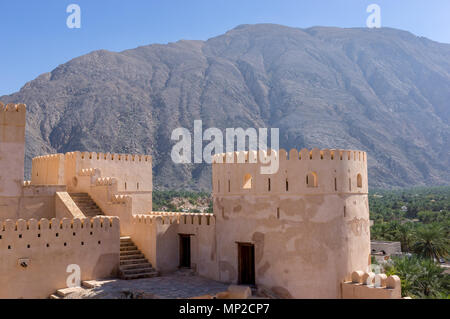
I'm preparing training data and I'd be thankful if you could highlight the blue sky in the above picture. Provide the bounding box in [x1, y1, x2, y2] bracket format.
[1, 0, 449, 96]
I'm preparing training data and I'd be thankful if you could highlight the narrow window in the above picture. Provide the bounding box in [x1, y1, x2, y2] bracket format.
[243, 174, 252, 189]
[137, 182, 139, 190]
[125, 182, 127, 190]
[344, 206, 346, 217]
[285, 179, 289, 192]
[357, 174, 362, 188]
[334, 178, 337, 191]
[277, 207, 280, 219]
[228, 180, 231, 192]
[218, 180, 220, 192]
[268, 178, 271, 191]
[349, 178, 351, 191]
[306, 172, 318, 188]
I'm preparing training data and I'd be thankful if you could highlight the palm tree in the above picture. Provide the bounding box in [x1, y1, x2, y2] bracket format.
[395, 222, 414, 252]
[386, 255, 448, 298]
[412, 223, 449, 261]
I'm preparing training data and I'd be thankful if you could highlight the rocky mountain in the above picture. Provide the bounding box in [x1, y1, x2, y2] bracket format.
[1, 24, 449, 190]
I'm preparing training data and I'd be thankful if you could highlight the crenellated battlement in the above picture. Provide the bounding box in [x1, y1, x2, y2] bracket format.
[212, 147, 368, 195]
[0, 216, 119, 251]
[95, 177, 117, 186]
[32, 154, 64, 162]
[0, 216, 119, 232]
[212, 148, 366, 164]
[79, 168, 99, 176]
[0, 102, 26, 147]
[0, 215, 120, 298]
[31, 154, 65, 185]
[64, 151, 153, 192]
[0, 102, 26, 113]
[111, 194, 131, 204]
[132, 212, 215, 226]
[341, 270, 402, 299]
[65, 151, 151, 164]
[0, 102, 26, 126]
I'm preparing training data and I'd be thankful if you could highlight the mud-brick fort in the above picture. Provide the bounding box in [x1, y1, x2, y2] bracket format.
[0, 102, 401, 299]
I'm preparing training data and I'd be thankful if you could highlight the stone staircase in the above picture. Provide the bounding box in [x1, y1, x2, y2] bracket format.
[119, 236, 159, 280]
[69, 193, 104, 217]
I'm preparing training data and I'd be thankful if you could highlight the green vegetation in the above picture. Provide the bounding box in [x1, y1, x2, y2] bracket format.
[152, 186, 450, 298]
[384, 255, 449, 298]
[370, 186, 449, 298]
[152, 190, 212, 213]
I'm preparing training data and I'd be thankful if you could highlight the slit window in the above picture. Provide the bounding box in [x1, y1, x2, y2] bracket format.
[243, 174, 252, 189]
[306, 172, 318, 188]
[357, 174, 362, 188]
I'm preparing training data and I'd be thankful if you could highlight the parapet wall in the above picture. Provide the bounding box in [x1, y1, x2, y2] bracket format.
[0, 102, 26, 130]
[0, 216, 120, 298]
[65, 151, 152, 192]
[212, 148, 368, 195]
[0, 102, 26, 198]
[129, 213, 217, 278]
[31, 154, 65, 185]
[341, 270, 402, 299]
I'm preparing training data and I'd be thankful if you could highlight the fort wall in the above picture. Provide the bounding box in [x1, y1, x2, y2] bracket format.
[341, 270, 402, 299]
[212, 148, 368, 195]
[0, 216, 120, 298]
[130, 213, 217, 277]
[212, 148, 370, 298]
[31, 154, 65, 185]
[64, 151, 152, 193]
[0, 103, 26, 198]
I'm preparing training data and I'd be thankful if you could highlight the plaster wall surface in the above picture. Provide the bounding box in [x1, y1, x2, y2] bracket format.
[212, 149, 370, 298]
[130, 213, 217, 277]
[0, 216, 120, 298]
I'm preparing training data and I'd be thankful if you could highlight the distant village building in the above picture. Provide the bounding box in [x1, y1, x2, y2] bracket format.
[371, 241, 402, 263]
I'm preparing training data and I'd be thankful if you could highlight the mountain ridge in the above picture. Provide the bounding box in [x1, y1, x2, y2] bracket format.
[1, 24, 449, 190]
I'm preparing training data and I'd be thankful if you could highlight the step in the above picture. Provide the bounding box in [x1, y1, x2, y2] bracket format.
[121, 271, 159, 280]
[120, 249, 141, 256]
[121, 267, 155, 275]
[56, 287, 81, 297]
[120, 254, 145, 261]
[49, 294, 61, 299]
[75, 203, 100, 207]
[120, 246, 138, 252]
[120, 258, 148, 265]
[120, 262, 153, 270]
[120, 242, 136, 247]
[120, 236, 131, 240]
[84, 210, 103, 214]
[69, 193, 104, 216]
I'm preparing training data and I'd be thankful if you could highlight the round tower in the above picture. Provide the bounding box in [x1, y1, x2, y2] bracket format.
[212, 148, 370, 298]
